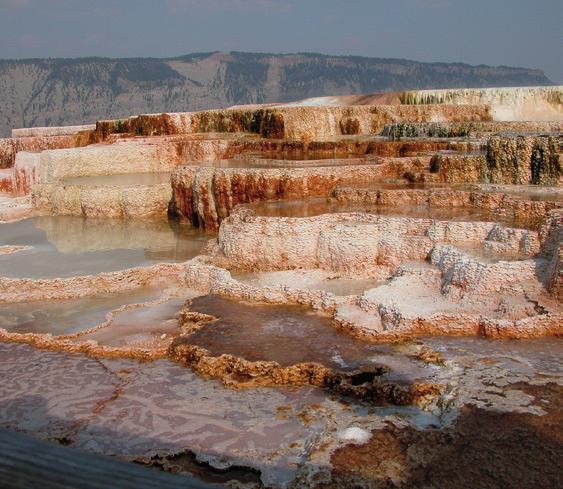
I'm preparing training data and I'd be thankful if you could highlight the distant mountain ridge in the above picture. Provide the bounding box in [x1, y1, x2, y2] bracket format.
[0, 51, 554, 136]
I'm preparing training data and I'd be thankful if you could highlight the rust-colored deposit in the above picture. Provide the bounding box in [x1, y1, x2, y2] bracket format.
[323, 383, 562, 489]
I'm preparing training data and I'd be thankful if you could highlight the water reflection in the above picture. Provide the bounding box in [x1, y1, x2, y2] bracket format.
[0, 216, 211, 278]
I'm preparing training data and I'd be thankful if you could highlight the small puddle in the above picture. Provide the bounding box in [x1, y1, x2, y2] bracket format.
[453, 243, 532, 263]
[183, 295, 434, 380]
[468, 184, 563, 203]
[233, 270, 383, 296]
[346, 181, 563, 203]
[245, 198, 544, 229]
[82, 297, 190, 347]
[0, 288, 161, 335]
[245, 152, 373, 161]
[195, 156, 380, 169]
[0, 216, 210, 278]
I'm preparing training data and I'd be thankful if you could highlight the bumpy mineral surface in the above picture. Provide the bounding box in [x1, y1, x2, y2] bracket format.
[0, 86, 561, 488]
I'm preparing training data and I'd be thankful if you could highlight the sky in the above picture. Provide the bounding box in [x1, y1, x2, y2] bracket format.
[1, 0, 562, 82]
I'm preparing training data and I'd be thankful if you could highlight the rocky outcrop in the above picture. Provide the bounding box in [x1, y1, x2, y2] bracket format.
[32, 182, 172, 218]
[430, 244, 544, 296]
[169, 338, 441, 406]
[178, 253, 561, 343]
[12, 152, 40, 196]
[0, 194, 33, 222]
[182, 258, 340, 313]
[188, 206, 562, 341]
[400, 86, 563, 121]
[15, 138, 187, 211]
[96, 104, 492, 141]
[542, 210, 563, 300]
[428, 154, 487, 184]
[11, 125, 96, 138]
[33, 142, 178, 183]
[384, 121, 563, 140]
[214, 209, 540, 274]
[485, 136, 561, 185]
[8, 135, 252, 198]
[547, 245, 562, 300]
[0, 169, 12, 193]
[330, 185, 561, 230]
[0, 133, 90, 169]
[170, 158, 431, 230]
[429, 136, 562, 185]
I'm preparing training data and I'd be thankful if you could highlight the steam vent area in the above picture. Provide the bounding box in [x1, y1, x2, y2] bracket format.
[0, 86, 562, 488]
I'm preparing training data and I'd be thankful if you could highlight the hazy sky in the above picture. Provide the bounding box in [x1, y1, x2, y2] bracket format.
[1, 0, 562, 82]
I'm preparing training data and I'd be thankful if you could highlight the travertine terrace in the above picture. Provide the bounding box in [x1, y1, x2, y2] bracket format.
[0, 86, 561, 488]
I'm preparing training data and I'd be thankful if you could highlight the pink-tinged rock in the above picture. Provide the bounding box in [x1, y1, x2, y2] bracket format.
[94, 104, 492, 141]
[0, 169, 13, 193]
[0, 194, 33, 222]
[11, 125, 95, 138]
[170, 157, 430, 230]
[0, 134, 90, 169]
[13, 152, 40, 196]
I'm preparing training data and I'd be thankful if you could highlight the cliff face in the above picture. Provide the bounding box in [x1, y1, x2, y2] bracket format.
[0, 51, 554, 136]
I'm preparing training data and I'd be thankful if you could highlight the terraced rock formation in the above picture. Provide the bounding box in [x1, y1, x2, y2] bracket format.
[0, 85, 561, 489]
